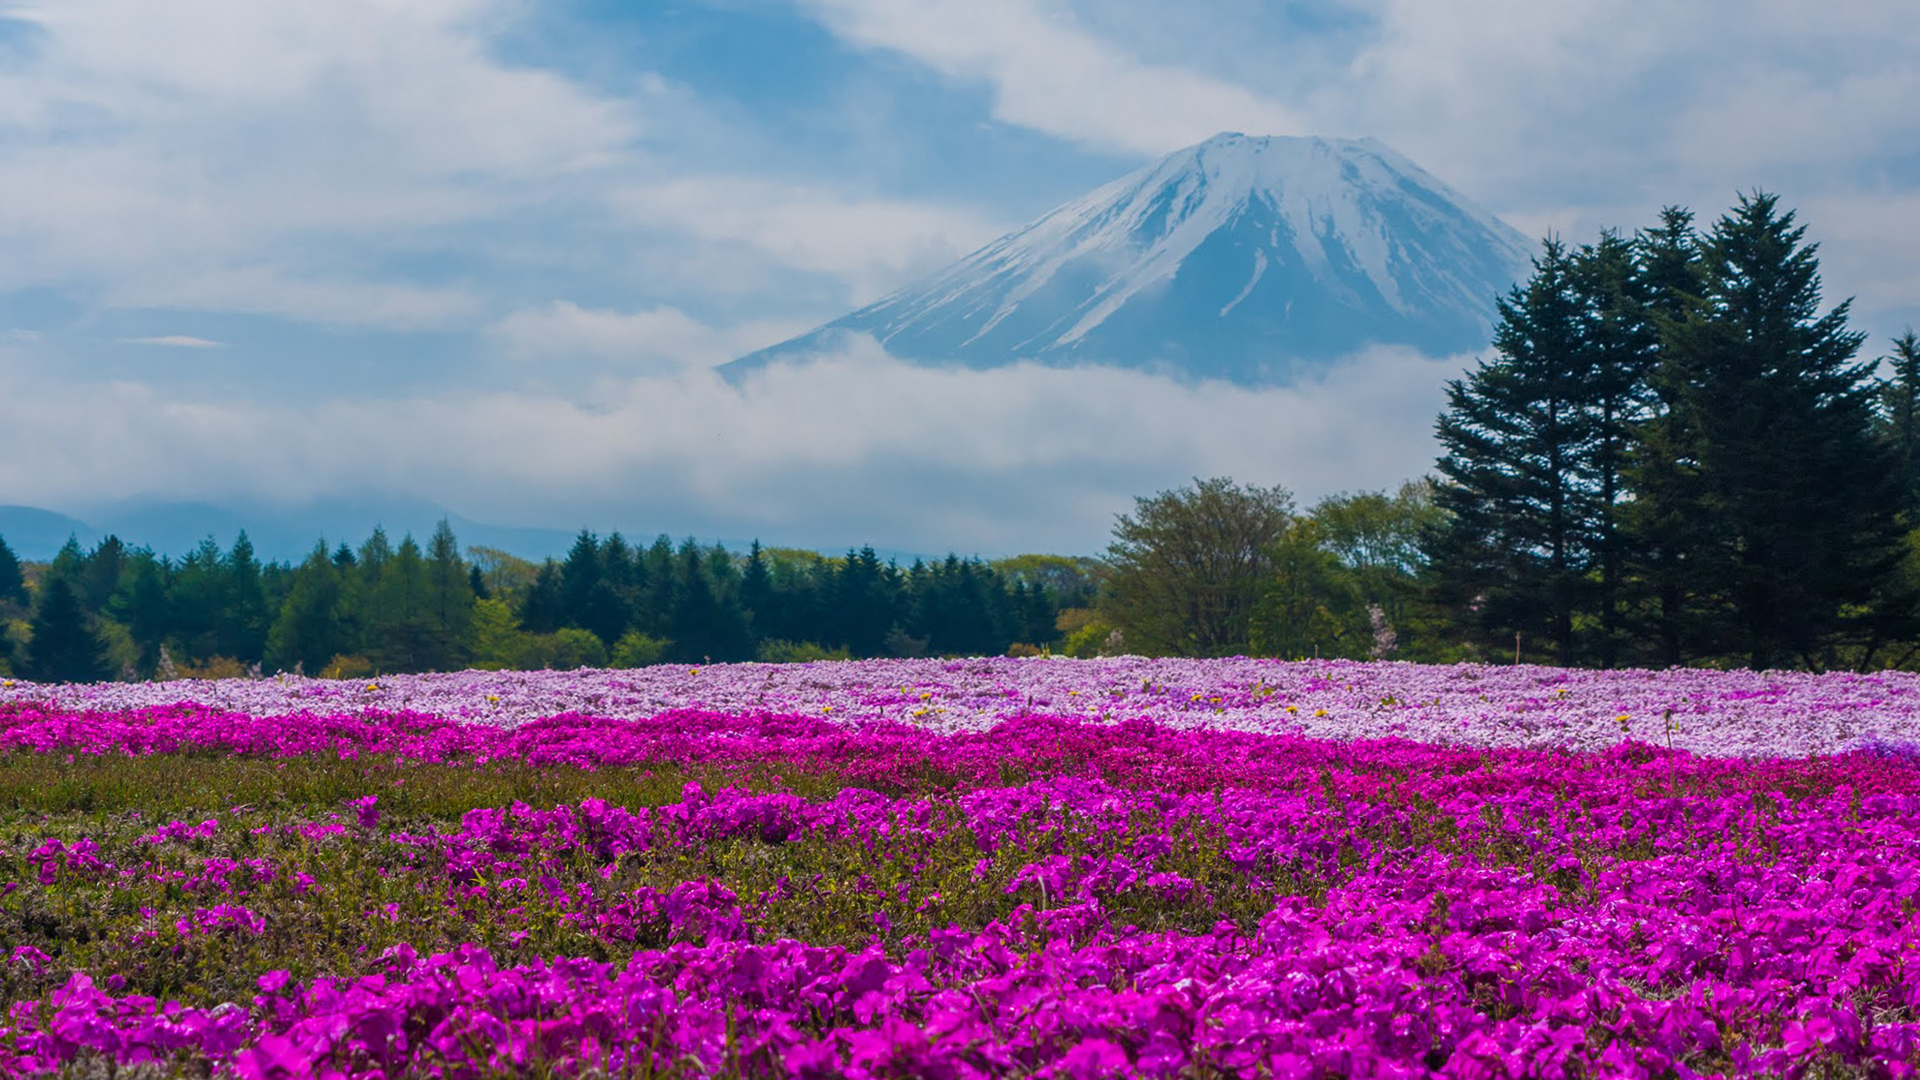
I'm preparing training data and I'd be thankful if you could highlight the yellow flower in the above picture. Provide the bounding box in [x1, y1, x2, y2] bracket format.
[1285, 705, 1298, 713]
[1314, 709, 1328, 717]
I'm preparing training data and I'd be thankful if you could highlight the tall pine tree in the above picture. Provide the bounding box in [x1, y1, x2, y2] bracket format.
[26, 575, 110, 683]
[1428, 239, 1604, 665]
[424, 520, 475, 668]
[1879, 329, 1920, 509]
[1644, 193, 1903, 669]
[0, 535, 25, 609]
[1621, 208, 1707, 665]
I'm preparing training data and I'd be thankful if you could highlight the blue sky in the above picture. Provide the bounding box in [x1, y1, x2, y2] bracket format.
[1, 0, 1917, 554]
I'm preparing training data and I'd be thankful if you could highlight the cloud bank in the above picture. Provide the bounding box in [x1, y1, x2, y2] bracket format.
[0, 340, 1462, 554]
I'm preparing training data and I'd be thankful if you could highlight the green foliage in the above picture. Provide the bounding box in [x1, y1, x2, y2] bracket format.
[611, 630, 671, 668]
[1057, 611, 1120, 658]
[1249, 522, 1367, 660]
[0, 534, 25, 608]
[755, 639, 852, 663]
[1878, 329, 1920, 511]
[543, 627, 609, 670]
[24, 575, 110, 683]
[0, 752, 1282, 1012]
[1640, 194, 1904, 670]
[265, 543, 353, 675]
[1103, 477, 1294, 656]
[1427, 238, 1636, 667]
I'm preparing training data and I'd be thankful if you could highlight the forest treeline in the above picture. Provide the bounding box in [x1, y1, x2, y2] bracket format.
[0, 527, 1093, 681]
[4, 192, 1919, 679]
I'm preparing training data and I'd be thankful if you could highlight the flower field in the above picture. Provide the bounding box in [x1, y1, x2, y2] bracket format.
[1, 658, 1918, 1077]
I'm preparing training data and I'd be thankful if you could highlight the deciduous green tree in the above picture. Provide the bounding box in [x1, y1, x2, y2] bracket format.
[1103, 477, 1294, 656]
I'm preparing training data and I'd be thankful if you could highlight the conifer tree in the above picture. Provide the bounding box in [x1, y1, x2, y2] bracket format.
[0, 535, 25, 609]
[1646, 193, 1903, 669]
[80, 536, 126, 612]
[1620, 208, 1707, 665]
[356, 528, 394, 656]
[642, 535, 676, 639]
[266, 542, 350, 674]
[219, 532, 269, 664]
[26, 575, 110, 683]
[1879, 329, 1920, 508]
[1427, 239, 1601, 665]
[368, 535, 431, 672]
[832, 546, 897, 658]
[740, 541, 772, 645]
[169, 539, 225, 663]
[113, 550, 172, 676]
[519, 560, 565, 634]
[424, 520, 475, 666]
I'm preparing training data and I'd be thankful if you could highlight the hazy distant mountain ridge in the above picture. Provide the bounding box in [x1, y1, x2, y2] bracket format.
[726, 133, 1536, 384]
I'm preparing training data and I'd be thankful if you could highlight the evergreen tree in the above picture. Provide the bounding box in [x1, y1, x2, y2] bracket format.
[1646, 193, 1903, 669]
[368, 535, 432, 672]
[266, 542, 351, 674]
[48, 538, 86, 592]
[25, 575, 110, 683]
[1427, 239, 1600, 665]
[169, 539, 225, 663]
[0, 535, 25, 608]
[424, 520, 475, 668]
[356, 528, 395, 657]
[832, 546, 896, 658]
[668, 540, 751, 662]
[218, 532, 269, 664]
[519, 560, 565, 634]
[1620, 208, 1708, 665]
[1572, 232, 1658, 666]
[80, 536, 126, 613]
[559, 531, 603, 626]
[642, 536, 676, 638]
[112, 550, 172, 675]
[1879, 329, 1920, 508]
[740, 541, 772, 644]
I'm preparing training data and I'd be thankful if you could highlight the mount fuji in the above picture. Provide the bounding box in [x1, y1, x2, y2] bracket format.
[723, 133, 1536, 386]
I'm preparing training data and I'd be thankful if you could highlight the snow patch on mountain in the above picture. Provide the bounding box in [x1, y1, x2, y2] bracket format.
[725, 133, 1536, 386]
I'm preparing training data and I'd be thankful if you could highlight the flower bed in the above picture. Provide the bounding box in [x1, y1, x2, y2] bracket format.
[0, 661, 1917, 1077]
[8, 656, 1920, 756]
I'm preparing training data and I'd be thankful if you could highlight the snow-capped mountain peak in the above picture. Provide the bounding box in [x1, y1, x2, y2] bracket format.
[725, 133, 1536, 385]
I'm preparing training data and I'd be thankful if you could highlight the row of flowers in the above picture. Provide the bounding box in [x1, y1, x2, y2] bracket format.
[0, 692, 1917, 1075]
[7, 656, 1920, 756]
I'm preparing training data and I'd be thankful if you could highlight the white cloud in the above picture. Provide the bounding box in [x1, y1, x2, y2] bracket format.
[612, 178, 1007, 304]
[120, 335, 225, 348]
[0, 341, 1463, 553]
[489, 302, 810, 370]
[0, 0, 642, 326]
[794, 0, 1305, 155]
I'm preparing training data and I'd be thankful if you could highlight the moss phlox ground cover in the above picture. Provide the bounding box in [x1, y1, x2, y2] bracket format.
[0, 660, 1917, 1076]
